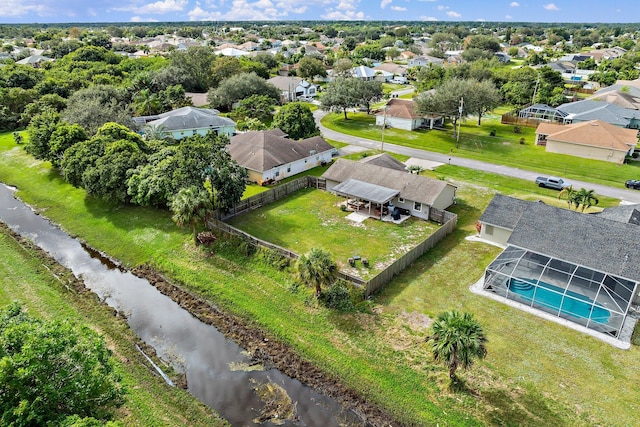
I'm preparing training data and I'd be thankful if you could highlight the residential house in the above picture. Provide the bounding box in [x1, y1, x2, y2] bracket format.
[267, 76, 317, 102]
[350, 65, 378, 81]
[478, 194, 640, 346]
[373, 63, 408, 82]
[322, 158, 457, 221]
[228, 129, 335, 185]
[408, 55, 444, 67]
[16, 54, 54, 67]
[214, 47, 250, 57]
[591, 78, 640, 109]
[535, 120, 638, 164]
[494, 52, 511, 63]
[376, 98, 443, 131]
[139, 106, 236, 140]
[555, 99, 640, 129]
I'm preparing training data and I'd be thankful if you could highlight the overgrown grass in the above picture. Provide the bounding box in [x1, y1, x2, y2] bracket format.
[0, 226, 226, 427]
[227, 187, 440, 278]
[2, 131, 639, 427]
[321, 112, 640, 188]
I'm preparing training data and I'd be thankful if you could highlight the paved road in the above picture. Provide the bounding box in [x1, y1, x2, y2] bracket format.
[314, 109, 640, 204]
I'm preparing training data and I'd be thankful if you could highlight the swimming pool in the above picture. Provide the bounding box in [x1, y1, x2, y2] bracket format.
[508, 278, 610, 324]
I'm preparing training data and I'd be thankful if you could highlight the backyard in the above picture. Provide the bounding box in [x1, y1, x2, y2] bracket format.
[227, 187, 440, 279]
[321, 110, 640, 188]
[1, 131, 640, 426]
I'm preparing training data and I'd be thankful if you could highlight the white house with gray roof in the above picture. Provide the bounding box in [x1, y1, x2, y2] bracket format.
[479, 194, 640, 346]
[139, 106, 236, 140]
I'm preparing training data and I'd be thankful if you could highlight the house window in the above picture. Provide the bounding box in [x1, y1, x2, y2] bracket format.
[275, 170, 280, 177]
[398, 197, 405, 203]
[287, 165, 291, 172]
[414, 201, 421, 212]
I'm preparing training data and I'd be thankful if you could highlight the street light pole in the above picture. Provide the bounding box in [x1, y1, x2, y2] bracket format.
[456, 97, 463, 148]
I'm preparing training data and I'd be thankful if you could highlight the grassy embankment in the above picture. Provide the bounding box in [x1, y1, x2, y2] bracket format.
[321, 110, 640, 188]
[0, 227, 226, 426]
[1, 131, 639, 426]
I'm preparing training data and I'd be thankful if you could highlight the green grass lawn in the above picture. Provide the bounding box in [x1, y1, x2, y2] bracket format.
[321, 111, 640, 188]
[227, 187, 440, 278]
[2, 130, 639, 427]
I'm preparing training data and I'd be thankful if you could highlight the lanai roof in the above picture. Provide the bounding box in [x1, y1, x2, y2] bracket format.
[332, 179, 399, 204]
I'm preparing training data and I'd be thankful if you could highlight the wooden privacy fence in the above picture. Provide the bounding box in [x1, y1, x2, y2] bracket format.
[501, 114, 544, 128]
[222, 176, 325, 220]
[364, 209, 457, 297]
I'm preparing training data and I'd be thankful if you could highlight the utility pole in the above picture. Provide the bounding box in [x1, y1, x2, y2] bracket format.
[456, 97, 463, 148]
[532, 73, 540, 105]
[380, 105, 390, 152]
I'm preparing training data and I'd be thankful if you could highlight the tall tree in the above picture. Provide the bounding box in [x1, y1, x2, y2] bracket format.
[297, 56, 327, 80]
[207, 72, 280, 112]
[0, 302, 125, 426]
[321, 77, 359, 120]
[426, 310, 488, 381]
[169, 46, 217, 92]
[465, 79, 502, 125]
[296, 247, 338, 297]
[62, 85, 133, 135]
[25, 109, 60, 161]
[170, 185, 213, 244]
[272, 102, 319, 140]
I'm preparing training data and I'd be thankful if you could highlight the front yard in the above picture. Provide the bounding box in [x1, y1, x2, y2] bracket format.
[227, 187, 440, 279]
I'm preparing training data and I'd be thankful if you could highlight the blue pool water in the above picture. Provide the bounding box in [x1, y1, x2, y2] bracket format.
[508, 278, 610, 324]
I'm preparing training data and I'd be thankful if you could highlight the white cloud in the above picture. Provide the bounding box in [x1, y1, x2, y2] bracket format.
[446, 10, 461, 18]
[543, 3, 560, 10]
[112, 0, 188, 15]
[505, 14, 513, 19]
[322, 9, 364, 20]
[510, 1, 519, 6]
[437, 5, 449, 11]
[187, 6, 221, 20]
[420, 15, 438, 21]
[130, 15, 159, 21]
[0, 0, 52, 17]
[380, 0, 392, 9]
[391, 6, 406, 11]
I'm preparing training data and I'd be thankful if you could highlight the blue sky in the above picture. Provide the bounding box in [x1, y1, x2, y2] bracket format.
[0, 0, 637, 24]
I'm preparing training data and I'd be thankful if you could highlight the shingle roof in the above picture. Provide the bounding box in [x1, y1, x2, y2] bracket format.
[228, 130, 334, 172]
[587, 90, 640, 110]
[593, 204, 640, 225]
[377, 98, 424, 120]
[322, 158, 454, 206]
[147, 106, 234, 131]
[507, 202, 640, 282]
[267, 76, 304, 91]
[479, 194, 535, 230]
[535, 120, 638, 151]
[359, 153, 406, 171]
[556, 99, 640, 126]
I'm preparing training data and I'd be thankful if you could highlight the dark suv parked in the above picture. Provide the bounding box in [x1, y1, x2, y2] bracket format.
[625, 179, 640, 190]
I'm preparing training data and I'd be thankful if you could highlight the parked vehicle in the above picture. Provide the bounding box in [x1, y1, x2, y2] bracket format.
[535, 176, 572, 190]
[625, 179, 640, 190]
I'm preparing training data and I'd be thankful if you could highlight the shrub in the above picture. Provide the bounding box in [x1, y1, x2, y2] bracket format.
[513, 126, 521, 134]
[489, 129, 496, 137]
[256, 247, 290, 270]
[321, 280, 355, 311]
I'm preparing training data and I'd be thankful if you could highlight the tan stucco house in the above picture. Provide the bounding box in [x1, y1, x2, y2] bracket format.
[535, 120, 638, 164]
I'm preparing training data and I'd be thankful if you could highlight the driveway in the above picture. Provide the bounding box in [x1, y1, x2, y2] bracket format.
[314, 110, 640, 204]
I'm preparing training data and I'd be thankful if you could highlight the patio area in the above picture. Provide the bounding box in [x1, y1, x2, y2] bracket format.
[342, 199, 411, 224]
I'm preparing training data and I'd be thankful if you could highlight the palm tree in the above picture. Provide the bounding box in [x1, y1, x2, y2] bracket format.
[558, 186, 580, 210]
[133, 88, 162, 116]
[143, 124, 174, 143]
[426, 310, 488, 381]
[296, 247, 338, 297]
[170, 186, 213, 245]
[574, 188, 599, 212]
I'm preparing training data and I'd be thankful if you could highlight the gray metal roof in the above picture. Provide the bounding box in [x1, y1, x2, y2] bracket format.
[507, 202, 640, 282]
[479, 194, 533, 230]
[332, 179, 399, 204]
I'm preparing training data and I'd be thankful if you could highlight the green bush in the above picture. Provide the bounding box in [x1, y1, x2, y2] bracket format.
[321, 280, 355, 311]
[255, 247, 290, 270]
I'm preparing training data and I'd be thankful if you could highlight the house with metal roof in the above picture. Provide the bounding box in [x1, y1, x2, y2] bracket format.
[535, 120, 638, 164]
[322, 158, 456, 221]
[478, 194, 640, 347]
[228, 129, 335, 185]
[140, 106, 236, 140]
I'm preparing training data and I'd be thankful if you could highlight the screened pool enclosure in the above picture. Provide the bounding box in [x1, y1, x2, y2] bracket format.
[484, 246, 638, 338]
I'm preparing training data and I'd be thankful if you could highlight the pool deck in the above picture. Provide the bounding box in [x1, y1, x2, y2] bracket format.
[469, 277, 635, 350]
